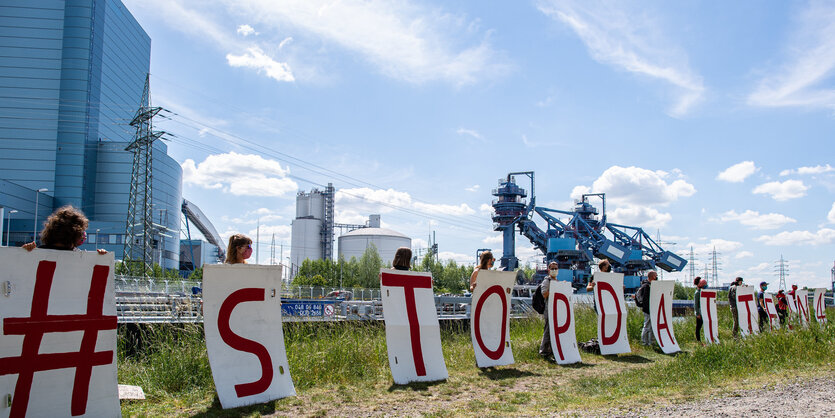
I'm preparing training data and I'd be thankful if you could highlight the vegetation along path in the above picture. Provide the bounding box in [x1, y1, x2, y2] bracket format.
[118, 306, 835, 416]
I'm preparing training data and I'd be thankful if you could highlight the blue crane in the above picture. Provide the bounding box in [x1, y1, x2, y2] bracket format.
[491, 172, 687, 291]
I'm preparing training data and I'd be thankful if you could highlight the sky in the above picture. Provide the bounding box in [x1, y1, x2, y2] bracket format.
[122, 0, 835, 289]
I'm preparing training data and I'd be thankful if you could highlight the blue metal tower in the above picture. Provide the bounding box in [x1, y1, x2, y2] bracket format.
[490, 172, 687, 292]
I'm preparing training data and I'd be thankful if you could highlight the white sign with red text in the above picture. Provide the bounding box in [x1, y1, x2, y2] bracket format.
[203, 264, 295, 409]
[649, 280, 680, 354]
[0, 247, 119, 418]
[469, 270, 515, 368]
[736, 285, 759, 337]
[699, 289, 719, 344]
[548, 280, 581, 364]
[814, 288, 827, 325]
[763, 292, 780, 330]
[593, 272, 630, 355]
[380, 269, 448, 384]
[796, 289, 810, 327]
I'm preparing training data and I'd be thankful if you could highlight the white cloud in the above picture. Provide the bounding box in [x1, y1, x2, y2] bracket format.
[224, 0, 510, 85]
[608, 205, 672, 228]
[482, 235, 503, 245]
[465, 184, 480, 192]
[479, 203, 494, 215]
[717, 209, 797, 230]
[456, 128, 483, 141]
[686, 239, 743, 255]
[438, 251, 474, 265]
[752, 180, 809, 201]
[747, 1, 835, 110]
[780, 164, 835, 176]
[249, 224, 291, 240]
[829, 202, 835, 224]
[584, 166, 696, 206]
[756, 228, 835, 246]
[181, 152, 298, 197]
[716, 161, 758, 183]
[278, 37, 293, 50]
[536, 1, 704, 116]
[237, 24, 257, 36]
[336, 187, 475, 217]
[570, 185, 591, 201]
[227, 46, 295, 82]
[735, 251, 754, 259]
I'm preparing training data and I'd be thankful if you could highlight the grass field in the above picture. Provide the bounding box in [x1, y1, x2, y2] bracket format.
[118, 306, 835, 416]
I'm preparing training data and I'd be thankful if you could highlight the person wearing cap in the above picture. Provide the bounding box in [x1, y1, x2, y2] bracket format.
[728, 277, 744, 337]
[694, 277, 706, 344]
[788, 284, 798, 312]
[757, 281, 769, 331]
[776, 289, 788, 325]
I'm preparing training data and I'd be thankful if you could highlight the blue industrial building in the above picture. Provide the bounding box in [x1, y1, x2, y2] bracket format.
[0, 0, 183, 269]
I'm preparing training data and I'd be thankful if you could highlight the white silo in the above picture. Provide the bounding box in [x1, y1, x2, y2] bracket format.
[338, 226, 411, 265]
[290, 186, 332, 276]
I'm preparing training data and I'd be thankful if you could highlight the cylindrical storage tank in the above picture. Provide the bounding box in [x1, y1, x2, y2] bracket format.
[308, 192, 324, 220]
[338, 227, 411, 266]
[296, 193, 311, 218]
[290, 217, 322, 273]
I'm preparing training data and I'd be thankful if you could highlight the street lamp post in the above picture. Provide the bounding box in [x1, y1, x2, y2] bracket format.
[33, 188, 48, 243]
[6, 210, 18, 246]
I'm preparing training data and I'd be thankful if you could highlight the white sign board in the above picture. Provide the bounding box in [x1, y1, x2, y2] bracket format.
[469, 270, 515, 368]
[0, 247, 119, 417]
[736, 285, 759, 337]
[649, 280, 680, 354]
[796, 289, 810, 327]
[699, 290, 719, 344]
[203, 264, 295, 409]
[548, 281, 581, 364]
[763, 292, 779, 330]
[593, 272, 630, 355]
[814, 288, 827, 324]
[787, 292, 798, 314]
[380, 269, 448, 384]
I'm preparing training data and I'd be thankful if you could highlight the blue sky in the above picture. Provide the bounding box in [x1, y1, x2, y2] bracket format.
[122, 0, 835, 288]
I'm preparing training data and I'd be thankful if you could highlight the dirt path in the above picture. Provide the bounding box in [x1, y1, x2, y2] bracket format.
[601, 375, 835, 417]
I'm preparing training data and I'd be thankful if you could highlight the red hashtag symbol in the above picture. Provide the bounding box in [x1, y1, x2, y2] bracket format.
[0, 260, 117, 417]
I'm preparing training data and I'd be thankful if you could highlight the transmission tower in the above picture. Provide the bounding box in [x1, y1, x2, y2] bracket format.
[775, 255, 789, 291]
[270, 233, 277, 265]
[688, 246, 696, 283]
[123, 74, 164, 278]
[710, 247, 722, 287]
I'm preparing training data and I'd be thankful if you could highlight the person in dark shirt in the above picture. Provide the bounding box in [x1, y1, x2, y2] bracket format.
[392, 247, 412, 271]
[757, 281, 769, 331]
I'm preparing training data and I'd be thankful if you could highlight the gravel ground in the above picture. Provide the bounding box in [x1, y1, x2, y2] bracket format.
[604, 375, 835, 417]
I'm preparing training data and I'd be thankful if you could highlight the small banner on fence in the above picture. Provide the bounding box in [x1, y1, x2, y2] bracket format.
[814, 288, 827, 324]
[796, 289, 810, 327]
[736, 285, 759, 337]
[650, 280, 680, 354]
[380, 269, 448, 384]
[548, 280, 581, 364]
[594, 272, 630, 355]
[203, 264, 295, 409]
[0, 247, 119, 417]
[700, 290, 719, 344]
[763, 292, 780, 330]
[469, 270, 515, 368]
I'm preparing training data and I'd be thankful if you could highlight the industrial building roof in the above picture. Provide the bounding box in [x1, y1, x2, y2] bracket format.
[340, 227, 409, 239]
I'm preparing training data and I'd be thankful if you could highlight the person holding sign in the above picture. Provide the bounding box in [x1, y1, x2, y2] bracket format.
[757, 282, 769, 331]
[225, 234, 253, 264]
[776, 289, 788, 325]
[393, 247, 412, 271]
[22, 206, 107, 255]
[469, 251, 494, 292]
[728, 277, 743, 337]
[539, 261, 558, 359]
[636, 271, 658, 347]
[694, 277, 705, 344]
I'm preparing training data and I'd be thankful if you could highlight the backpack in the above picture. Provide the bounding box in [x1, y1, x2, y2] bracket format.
[532, 282, 546, 314]
[635, 283, 647, 308]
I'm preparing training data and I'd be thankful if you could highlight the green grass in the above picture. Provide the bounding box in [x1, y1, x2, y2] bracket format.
[118, 307, 835, 416]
